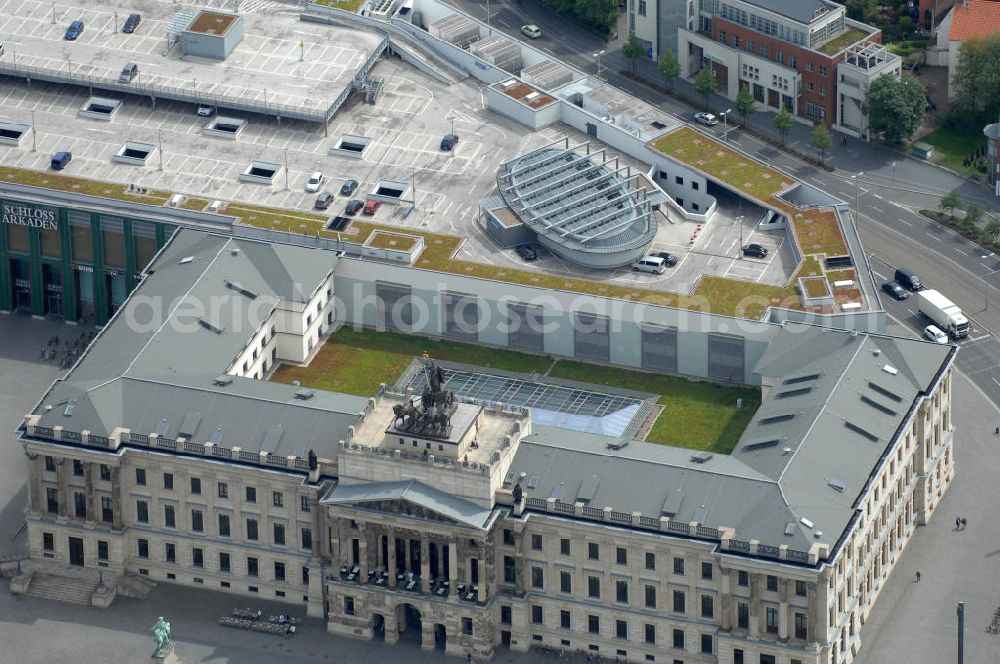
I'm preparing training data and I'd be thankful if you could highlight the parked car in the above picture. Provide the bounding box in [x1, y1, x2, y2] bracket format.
[923, 324, 948, 344]
[122, 13, 141, 33]
[742, 243, 768, 259]
[196, 104, 216, 117]
[521, 24, 542, 39]
[695, 112, 718, 126]
[305, 172, 324, 193]
[440, 134, 459, 151]
[881, 281, 910, 301]
[632, 255, 667, 274]
[344, 199, 364, 216]
[340, 179, 359, 196]
[515, 245, 537, 261]
[314, 192, 335, 210]
[64, 20, 84, 40]
[118, 62, 139, 84]
[50, 151, 72, 170]
[652, 251, 678, 267]
[363, 199, 381, 215]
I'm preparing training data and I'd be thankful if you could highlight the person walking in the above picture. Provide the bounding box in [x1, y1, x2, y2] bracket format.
[956, 516, 961, 530]
[961, 517, 968, 529]
[915, 571, 921, 582]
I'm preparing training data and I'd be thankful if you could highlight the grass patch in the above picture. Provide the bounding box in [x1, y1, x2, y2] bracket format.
[818, 27, 869, 55]
[178, 197, 210, 211]
[270, 327, 553, 396]
[226, 203, 329, 230]
[918, 126, 987, 177]
[549, 360, 760, 453]
[788, 208, 848, 256]
[0, 166, 172, 206]
[314, 0, 366, 12]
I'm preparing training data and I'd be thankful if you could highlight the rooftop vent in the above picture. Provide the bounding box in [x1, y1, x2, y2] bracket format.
[224, 280, 258, 299]
[213, 375, 233, 386]
[783, 447, 793, 455]
[63, 400, 76, 417]
[800, 517, 814, 529]
[527, 475, 540, 489]
[197, 318, 224, 334]
[690, 453, 713, 464]
[230, 247, 240, 256]
[872, 348, 881, 356]
[501, 79, 516, 87]
[524, 91, 540, 101]
[882, 364, 899, 376]
[784, 522, 796, 536]
[814, 531, 823, 539]
[827, 478, 847, 492]
[294, 389, 315, 400]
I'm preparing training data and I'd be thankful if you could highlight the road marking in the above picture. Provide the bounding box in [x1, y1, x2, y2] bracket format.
[873, 193, 883, 199]
[925, 234, 942, 241]
[897, 218, 913, 227]
[955, 248, 970, 256]
[871, 205, 885, 213]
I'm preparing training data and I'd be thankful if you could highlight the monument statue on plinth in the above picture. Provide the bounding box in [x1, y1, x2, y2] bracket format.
[151, 616, 172, 660]
[391, 358, 456, 438]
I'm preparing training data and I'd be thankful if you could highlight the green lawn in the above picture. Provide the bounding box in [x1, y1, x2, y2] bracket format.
[918, 126, 987, 177]
[270, 327, 553, 396]
[548, 361, 761, 453]
[314, 0, 366, 12]
[817, 27, 868, 55]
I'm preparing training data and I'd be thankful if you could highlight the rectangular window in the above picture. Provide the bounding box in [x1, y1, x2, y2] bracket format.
[701, 594, 714, 618]
[503, 530, 515, 546]
[245, 486, 256, 503]
[273, 523, 286, 546]
[645, 551, 656, 570]
[275, 562, 286, 582]
[219, 552, 231, 572]
[163, 473, 173, 490]
[734, 648, 745, 664]
[463, 617, 474, 635]
[574, 313, 610, 362]
[588, 543, 600, 560]
[738, 570, 749, 586]
[616, 620, 628, 639]
[301, 527, 312, 551]
[246, 519, 258, 541]
[218, 514, 231, 537]
[701, 562, 713, 580]
[136, 500, 149, 524]
[673, 557, 684, 575]
[138, 538, 149, 559]
[561, 610, 571, 629]
[673, 590, 685, 613]
[247, 557, 259, 577]
[272, 491, 283, 508]
[531, 566, 544, 589]
[164, 505, 176, 528]
[645, 585, 657, 608]
[645, 623, 656, 644]
[616, 580, 629, 603]
[74, 492, 86, 518]
[345, 596, 355, 615]
[588, 576, 601, 599]
[165, 542, 176, 563]
[193, 547, 204, 568]
[560, 538, 571, 555]
[101, 497, 113, 523]
[98, 540, 109, 561]
[560, 571, 572, 593]
[820, 85, 826, 96]
[616, 547, 628, 565]
[807, 61, 814, 72]
[190, 477, 201, 495]
[135, 468, 146, 486]
[532, 605, 544, 625]
[738, 602, 749, 629]
[588, 615, 600, 635]
[45, 456, 56, 472]
[191, 510, 203, 533]
[766, 607, 779, 634]
[819, 65, 827, 76]
[46, 487, 59, 514]
[638, 0, 646, 15]
[501, 606, 512, 625]
[300, 496, 310, 512]
[672, 629, 684, 650]
[73, 460, 84, 476]
[795, 580, 808, 596]
[795, 612, 808, 640]
[99, 464, 111, 481]
[503, 556, 516, 584]
[531, 534, 543, 551]
[218, 482, 228, 499]
[43, 532, 55, 551]
[766, 575, 778, 592]
[701, 633, 713, 654]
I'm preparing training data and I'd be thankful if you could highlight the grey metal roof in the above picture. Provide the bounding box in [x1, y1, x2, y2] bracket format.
[508, 325, 954, 558]
[322, 479, 493, 529]
[497, 143, 656, 254]
[741, 0, 837, 24]
[31, 230, 366, 460]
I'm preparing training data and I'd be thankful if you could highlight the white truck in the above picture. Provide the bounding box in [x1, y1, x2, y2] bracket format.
[916, 289, 970, 339]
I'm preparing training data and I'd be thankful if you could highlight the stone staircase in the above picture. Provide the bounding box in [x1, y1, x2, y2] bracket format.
[23, 572, 98, 605]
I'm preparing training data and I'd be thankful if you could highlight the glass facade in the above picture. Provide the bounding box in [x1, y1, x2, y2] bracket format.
[0, 199, 174, 324]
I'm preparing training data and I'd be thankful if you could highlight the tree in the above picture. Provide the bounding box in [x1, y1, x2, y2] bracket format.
[867, 74, 926, 144]
[575, 0, 619, 35]
[952, 33, 1000, 122]
[622, 33, 644, 76]
[694, 67, 718, 109]
[964, 203, 983, 228]
[984, 218, 1000, 245]
[845, 0, 878, 23]
[773, 107, 795, 146]
[898, 16, 913, 37]
[939, 190, 961, 219]
[810, 124, 833, 164]
[658, 49, 680, 91]
[735, 87, 756, 127]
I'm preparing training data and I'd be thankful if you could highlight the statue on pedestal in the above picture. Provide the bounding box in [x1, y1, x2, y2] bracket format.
[151, 616, 172, 659]
[392, 359, 456, 438]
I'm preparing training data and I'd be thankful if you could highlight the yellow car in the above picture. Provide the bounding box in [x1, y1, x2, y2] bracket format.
[521, 24, 542, 39]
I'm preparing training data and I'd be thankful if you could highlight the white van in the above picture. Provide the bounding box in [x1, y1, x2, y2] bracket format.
[632, 255, 666, 274]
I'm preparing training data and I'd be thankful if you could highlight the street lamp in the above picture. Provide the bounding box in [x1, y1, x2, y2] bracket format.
[853, 171, 864, 223]
[593, 50, 606, 79]
[29, 110, 36, 152]
[737, 213, 745, 254]
[720, 108, 732, 142]
[283, 148, 289, 191]
[447, 114, 455, 137]
[157, 128, 163, 171]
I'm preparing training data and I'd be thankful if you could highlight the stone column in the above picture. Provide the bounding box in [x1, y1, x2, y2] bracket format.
[330, 517, 342, 567]
[310, 497, 322, 562]
[110, 466, 123, 530]
[387, 529, 397, 588]
[404, 537, 412, 574]
[420, 536, 430, 592]
[448, 542, 458, 584]
[55, 459, 68, 517]
[84, 462, 96, 524]
[749, 574, 761, 637]
[720, 568, 732, 631]
[358, 524, 368, 578]
[514, 531, 525, 595]
[384, 610, 399, 645]
[421, 621, 435, 650]
[778, 578, 789, 640]
[25, 452, 42, 515]
[477, 558, 486, 602]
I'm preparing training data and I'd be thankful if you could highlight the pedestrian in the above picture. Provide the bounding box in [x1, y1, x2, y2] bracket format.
[962, 517, 968, 529]
[956, 516, 961, 530]
[915, 571, 921, 582]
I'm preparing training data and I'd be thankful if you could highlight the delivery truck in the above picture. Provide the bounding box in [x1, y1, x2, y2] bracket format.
[916, 289, 969, 339]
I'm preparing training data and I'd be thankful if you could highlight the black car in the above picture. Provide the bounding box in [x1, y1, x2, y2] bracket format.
[652, 251, 678, 267]
[314, 192, 335, 210]
[344, 199, 363, 216]
[882, 281, 910, 300]
[440, 134, 459, 151]
[515, 245, 537, 261]
[742, 243, 768, 259]
[340, 179, 359, 196]
[64, 20, 84, 40]
[122, 13, 141, 33]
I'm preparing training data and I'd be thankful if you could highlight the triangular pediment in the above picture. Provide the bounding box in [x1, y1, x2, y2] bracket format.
[321, 479, 493, 530]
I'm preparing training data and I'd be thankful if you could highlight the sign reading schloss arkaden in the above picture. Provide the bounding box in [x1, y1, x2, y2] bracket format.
[1, 202, 58, 230]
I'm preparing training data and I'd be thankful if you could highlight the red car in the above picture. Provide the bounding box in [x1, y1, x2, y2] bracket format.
[363, 200, 380, 215]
